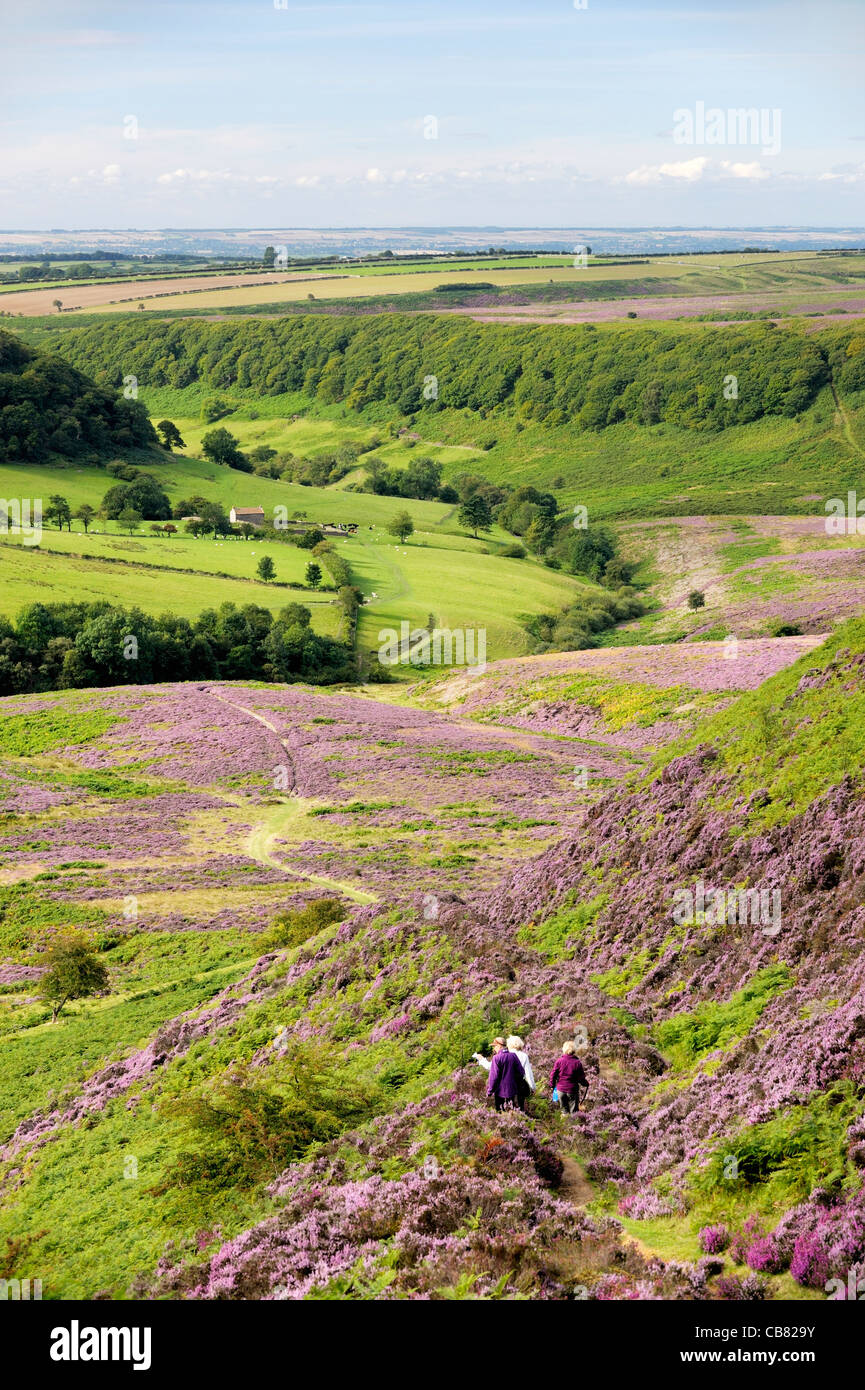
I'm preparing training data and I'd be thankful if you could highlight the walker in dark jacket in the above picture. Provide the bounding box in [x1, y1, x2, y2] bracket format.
[487, 1048, 525, 1112]
[550, 1052, 588, 1114]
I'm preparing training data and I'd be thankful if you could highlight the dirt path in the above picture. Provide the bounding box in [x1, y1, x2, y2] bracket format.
[830, 377, 865, 461]
[558, 1153, 595, 1205]
[203, 686, 378, 905]
[246, 805, 378, 905]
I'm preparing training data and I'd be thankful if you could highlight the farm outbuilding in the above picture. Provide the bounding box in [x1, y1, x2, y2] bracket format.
[229, 506, 266, 526]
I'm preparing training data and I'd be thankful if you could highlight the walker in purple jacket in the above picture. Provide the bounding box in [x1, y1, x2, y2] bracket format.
[549, 1043, 588, 1114]
[487, 1048, 525, 1111]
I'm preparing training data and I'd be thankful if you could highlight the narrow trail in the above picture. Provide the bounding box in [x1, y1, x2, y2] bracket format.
[204, 684, 300, 787]
[246, 807, 378, 905]
[202, 685, 378, 906]
[549, 1057, 674, 1265]
[830, 377, 865, 461]
[558, 1153, 595, 1206]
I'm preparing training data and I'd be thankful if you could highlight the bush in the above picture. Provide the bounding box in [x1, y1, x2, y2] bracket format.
[501, 543, 526, 559]
[745, 1236, 786, 1274]
[297, 528, 325, 549]
[715, 1274, 768, 1300]
[153, 1055, 378, 1194]
[790, 1234, 831, 1289]
[200, 395, 235, 424]
[699, 1224, 731, 1254]
[264, 897, 348, 949]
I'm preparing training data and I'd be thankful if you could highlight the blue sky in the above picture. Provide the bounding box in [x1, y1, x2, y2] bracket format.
[1, 0, 864, 227]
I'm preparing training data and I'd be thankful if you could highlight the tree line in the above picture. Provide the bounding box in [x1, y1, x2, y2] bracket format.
[31, 314, 865, 433]
[0, 600, 356, 696]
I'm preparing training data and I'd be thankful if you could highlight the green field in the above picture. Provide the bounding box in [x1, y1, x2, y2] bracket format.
[0, 433, 591, 659]
[342, 530, 595, 660]
[0, 539, 342, 631]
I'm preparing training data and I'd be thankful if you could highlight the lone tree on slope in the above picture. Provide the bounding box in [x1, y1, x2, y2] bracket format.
[458, 493, 492, 539]
[156, 419, 185, 451]
[39, 935, 109, 1023]
[387, 510, 414, 544]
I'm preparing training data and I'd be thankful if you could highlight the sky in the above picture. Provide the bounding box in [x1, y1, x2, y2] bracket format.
[1, 0, 864, 229]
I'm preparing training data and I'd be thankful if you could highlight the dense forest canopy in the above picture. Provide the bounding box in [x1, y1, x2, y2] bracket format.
[0, 600, 355, 695]
[0, 329, 158, 461]
[23, 314, 865, 433]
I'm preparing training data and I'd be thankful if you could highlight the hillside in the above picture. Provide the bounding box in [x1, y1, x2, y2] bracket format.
[14, 312, 843, 429]
[1, 625, 863, 1299]
[0, 328, 158, 461]
[12, 314, 865, 521]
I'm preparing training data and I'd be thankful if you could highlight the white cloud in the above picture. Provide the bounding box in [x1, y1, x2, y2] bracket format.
[625, 156, 709, 184]
[156, 168, 236, 184]
[719, 160, 770, 180]
[819, 162, 865, 183]
[625, 156, 774, 185]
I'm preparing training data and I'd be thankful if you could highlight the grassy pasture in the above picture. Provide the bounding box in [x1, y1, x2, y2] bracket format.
[341, 530, 595, 662]
[0, 541, 343, 629]
[0, 429, 588, 658]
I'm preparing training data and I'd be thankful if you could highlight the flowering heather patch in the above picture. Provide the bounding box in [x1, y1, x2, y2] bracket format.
[745, 1236, 785, 1274]
[619, 1190, 678, 1220]
[0, 792, 227, 867]
[424, 637, 818, 703]
[138, 1103, 620, 1301]
[418, 639, 817, 751]
[699, 1224, 730, 1254]
[58, 685, 287, 791]
[714, 1274, 768, 1301]
[789, 1234, 831, 1289]
[0, 768, 86, 814]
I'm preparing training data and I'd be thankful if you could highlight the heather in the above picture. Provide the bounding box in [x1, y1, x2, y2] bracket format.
[1, 621, 864, 1299]
[650, 618, 865, 831]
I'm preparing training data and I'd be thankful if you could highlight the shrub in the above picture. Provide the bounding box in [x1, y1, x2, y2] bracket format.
[264, 897, 348, 949]
[790, 1234, 831, 1289]
[153, 1055, 377, 1194]
[745, 1236, 786, 1273]
[699, 1224, 731, 1254]
[715, 1274, 768, 1300]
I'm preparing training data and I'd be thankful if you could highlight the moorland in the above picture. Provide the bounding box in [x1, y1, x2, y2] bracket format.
[1, 246, 865, 1301]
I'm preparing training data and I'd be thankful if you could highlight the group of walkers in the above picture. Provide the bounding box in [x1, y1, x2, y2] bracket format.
[473, 1035, 588, 1114]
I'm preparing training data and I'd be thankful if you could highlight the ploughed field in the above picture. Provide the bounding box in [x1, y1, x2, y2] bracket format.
[3, 623, 865, 1301]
